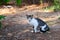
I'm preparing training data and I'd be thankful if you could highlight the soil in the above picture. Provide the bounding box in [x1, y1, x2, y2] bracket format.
[0, 5, 60, 40]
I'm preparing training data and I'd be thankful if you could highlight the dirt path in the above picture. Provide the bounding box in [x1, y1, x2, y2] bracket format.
[0, 6, 60, 40]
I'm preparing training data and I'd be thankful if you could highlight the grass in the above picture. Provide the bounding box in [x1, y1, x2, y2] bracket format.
[0, 15, 6, 29]
[58, 16, 60, 19]
[44, 4, 60, 12]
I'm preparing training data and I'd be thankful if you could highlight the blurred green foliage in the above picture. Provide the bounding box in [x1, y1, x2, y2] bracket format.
[53, 0, 60, 10]
[0, 15, 5, 29]
[0, 0, 60, 11]
[3, 0, 10, 3]
[0, 15, 5, 20]
[0, 0, 3, 5]
[16, 0, 22, 6]
[0, 0, 10, 5]
[40, 0, 43, 4]
[0, 0, 22, 6]
[45, 0, 60, 11]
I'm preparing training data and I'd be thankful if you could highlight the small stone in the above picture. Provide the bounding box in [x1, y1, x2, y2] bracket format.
[7, 33, 12, 37]
[0, 35, 2, 37]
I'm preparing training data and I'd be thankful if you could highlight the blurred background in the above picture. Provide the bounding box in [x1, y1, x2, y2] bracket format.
[0, 0, 60, 40]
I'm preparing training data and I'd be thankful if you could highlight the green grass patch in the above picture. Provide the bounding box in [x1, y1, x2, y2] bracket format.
[16, 0, 22, 6]
[58, 16, 60, 19]
[0, 15, 6, 29]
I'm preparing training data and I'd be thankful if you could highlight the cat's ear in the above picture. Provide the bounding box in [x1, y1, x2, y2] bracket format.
[31, 15, 33, 17]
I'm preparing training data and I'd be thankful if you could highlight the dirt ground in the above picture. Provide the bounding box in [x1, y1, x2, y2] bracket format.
[0, 5, 60, 40]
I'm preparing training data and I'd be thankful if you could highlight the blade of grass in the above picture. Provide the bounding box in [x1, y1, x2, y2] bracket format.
[16, 0, 22, 6]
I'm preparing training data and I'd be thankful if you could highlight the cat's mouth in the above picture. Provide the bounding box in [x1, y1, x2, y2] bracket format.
[28, 18, 32, 22]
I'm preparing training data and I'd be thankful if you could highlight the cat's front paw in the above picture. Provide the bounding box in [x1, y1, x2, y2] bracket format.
[31, 30, 34, 33]
[31, 30, 40, 33]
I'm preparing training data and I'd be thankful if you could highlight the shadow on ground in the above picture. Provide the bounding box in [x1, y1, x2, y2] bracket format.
[0, 6, 60, 40]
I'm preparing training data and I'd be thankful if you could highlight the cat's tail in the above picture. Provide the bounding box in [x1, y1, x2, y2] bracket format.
[46, 25, 50, 31]
[42, 25, 50, 33]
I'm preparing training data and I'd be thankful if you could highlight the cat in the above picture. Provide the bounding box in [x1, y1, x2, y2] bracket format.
[26, 14, 50, 33]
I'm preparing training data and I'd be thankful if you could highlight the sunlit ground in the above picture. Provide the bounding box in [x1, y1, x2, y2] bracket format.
[0, 5, 60, 40]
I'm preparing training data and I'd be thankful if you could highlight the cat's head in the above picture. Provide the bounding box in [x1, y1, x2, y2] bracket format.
[26, 14, 33, 21]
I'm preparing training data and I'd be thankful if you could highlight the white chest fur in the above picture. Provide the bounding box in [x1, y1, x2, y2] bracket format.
[28, 18, 38, 27]
[28, 18, 40, 32]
